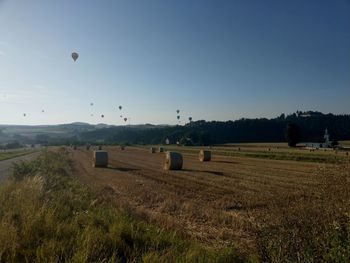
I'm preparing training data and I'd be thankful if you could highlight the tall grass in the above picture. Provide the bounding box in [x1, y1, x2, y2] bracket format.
[0, 151, 242, 262]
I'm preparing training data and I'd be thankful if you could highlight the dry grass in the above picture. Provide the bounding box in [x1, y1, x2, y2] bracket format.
[255, 163, 350, 262]
[0, 150, 242, 263]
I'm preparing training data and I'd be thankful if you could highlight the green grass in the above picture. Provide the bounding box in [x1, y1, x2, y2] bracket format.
[0, 150, 244, 263]
[0, 150, 35, 162]
[154, 146, 347, 164]
[217, 150, 345, 163]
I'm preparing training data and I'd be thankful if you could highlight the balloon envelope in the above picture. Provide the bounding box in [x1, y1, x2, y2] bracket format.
[101, 115, 104, 118]
[177, 115, 180, 120]
[124, 117, 127, 122]
[119, 106, 122, 110]
[176, 110, 180, 114]
[71, 52, 79, 62]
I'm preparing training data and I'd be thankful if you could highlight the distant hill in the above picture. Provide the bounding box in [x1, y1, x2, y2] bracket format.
[0, 122, 173, 145]
[1, 111, 350, 145]
[0, 122, 98, 143]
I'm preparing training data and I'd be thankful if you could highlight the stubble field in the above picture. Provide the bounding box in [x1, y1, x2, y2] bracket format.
[68, 144, 350, 259]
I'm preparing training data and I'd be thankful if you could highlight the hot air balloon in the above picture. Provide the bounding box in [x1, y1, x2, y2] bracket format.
[120, 115, 123, 118]
[71, 52, 79, 62]
[176, 109, 180, 114]
[101, 114, 104, 118]
[124, 117, 127, 122]
[177, 115, 180, 120]
[189, 117, 192, 122]
[90, 102, 94, 106]
[23, 113, 26, 117]
[119, 106, 122, 110]
[41, 110, 45, 113]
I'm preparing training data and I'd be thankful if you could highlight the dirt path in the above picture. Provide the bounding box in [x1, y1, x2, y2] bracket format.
[0, 151, 42, 181]
[69, 146, 326, 254]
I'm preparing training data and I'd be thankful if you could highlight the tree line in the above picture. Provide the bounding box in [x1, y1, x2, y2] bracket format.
[77, 111, 350, 146]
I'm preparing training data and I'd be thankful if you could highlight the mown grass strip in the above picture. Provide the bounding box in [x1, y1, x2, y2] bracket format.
[0, 150, 36, 162]
[154, 146, 346, 164]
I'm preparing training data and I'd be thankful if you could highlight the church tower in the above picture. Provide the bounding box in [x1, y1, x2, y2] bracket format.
[324, 128, 330, 144]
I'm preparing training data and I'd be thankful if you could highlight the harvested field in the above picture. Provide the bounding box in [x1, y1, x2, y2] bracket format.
[67, 146, 346, 257]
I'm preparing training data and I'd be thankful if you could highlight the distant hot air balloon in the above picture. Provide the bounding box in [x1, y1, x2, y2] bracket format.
[23, 113, 26, 117]
[119, 106, 122, 110]
[177, 115, 180, 120]
[189, 117, 192, 122]
[101, 114, 104, 118]
[124, 117, 127, 122]
[42, 110, 45, 113]
[176, 109, 180, 114]
[120, 115, 123, 118]
[90, 102, 94, 106]
[71, 52, 79, 62]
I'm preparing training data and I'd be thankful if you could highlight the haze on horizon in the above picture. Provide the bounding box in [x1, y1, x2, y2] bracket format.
[0, 0, 349, 126]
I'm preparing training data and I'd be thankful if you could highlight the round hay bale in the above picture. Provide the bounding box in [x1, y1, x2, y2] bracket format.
[164, 151, 183, 170]
[158, 147, 164, 153]
[199, 150, 211, 162]
[93, 151, 108, 167]
[150, 147, 156, 153]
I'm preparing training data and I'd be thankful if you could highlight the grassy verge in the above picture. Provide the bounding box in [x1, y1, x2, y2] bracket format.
[0, 150, 243, 263]
[0, 150, 35, 162]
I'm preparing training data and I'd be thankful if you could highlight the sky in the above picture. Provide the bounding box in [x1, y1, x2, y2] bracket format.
[0, 0, 349, 125]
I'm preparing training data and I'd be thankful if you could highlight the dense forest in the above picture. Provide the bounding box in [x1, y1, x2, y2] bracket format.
[78, 111, 350, 146]
[1, 111, 349, 147]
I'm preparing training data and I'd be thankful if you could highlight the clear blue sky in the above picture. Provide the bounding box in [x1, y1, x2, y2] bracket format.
[0, 0, 349, 125]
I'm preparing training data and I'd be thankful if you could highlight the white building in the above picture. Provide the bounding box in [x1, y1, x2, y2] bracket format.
[305, 128, 332, 149]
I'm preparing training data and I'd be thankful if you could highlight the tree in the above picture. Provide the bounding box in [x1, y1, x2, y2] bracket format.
[198, 131, 211, 146]
[285, 123, 302, 147]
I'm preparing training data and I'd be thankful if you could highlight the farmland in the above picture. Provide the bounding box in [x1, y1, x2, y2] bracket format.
[68, 144, 350, 261]
[0, 144, 349, 261]
[0, 149, 36, 162]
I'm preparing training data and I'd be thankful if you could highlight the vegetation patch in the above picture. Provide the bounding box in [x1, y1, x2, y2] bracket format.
[0, 150, 35, 162]
[0, 151, 242, 262]
[160, 146, 346, 164]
